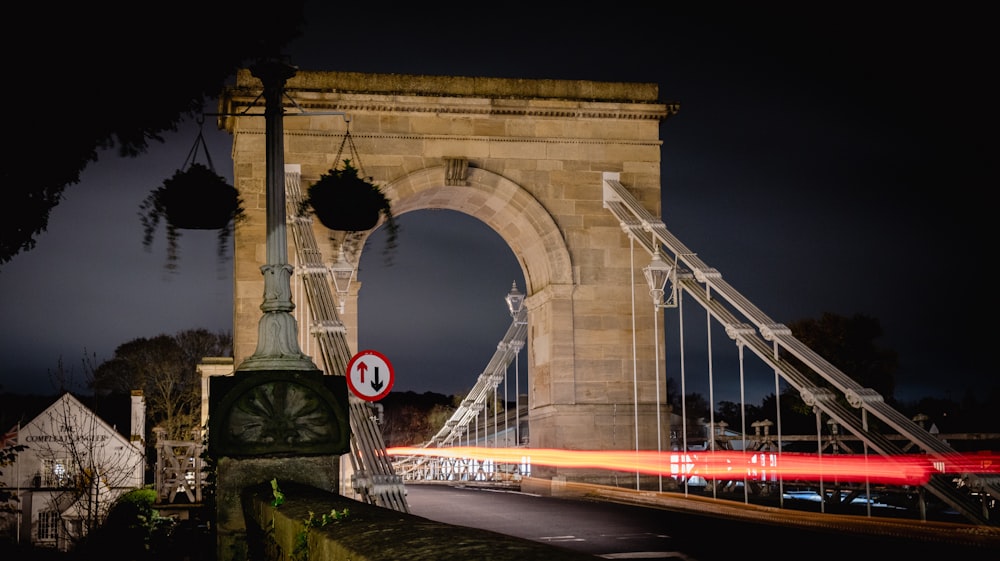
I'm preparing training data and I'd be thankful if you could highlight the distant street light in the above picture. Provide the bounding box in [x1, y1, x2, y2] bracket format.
[505, 281, 525, 320]
[643, 249, 675, 491]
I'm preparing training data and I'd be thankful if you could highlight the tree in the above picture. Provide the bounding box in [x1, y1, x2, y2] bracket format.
[758, 392, 815, 436]
[0, 438, 26, 514]
[666, 386, 711, 424]
[92, 329, 231, 440]
[785, 312, 898, 400]
[1, 3, 308, 268]
[76, 488, 163, 559]
[896, 386, 1000, 435]
[379, 391, 456, 447]
[764, 311, 900, 435]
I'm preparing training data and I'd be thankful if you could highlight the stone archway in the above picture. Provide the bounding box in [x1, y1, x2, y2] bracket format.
[388, 165, 573, 291]
[381, 164, 573, 412]
[222, 69, 677, 479]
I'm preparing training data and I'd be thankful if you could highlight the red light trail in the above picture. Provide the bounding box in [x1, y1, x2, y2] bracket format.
[386, 447, 999, 486]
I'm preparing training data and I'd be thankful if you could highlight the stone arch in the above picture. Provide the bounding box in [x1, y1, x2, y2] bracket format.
[384, 165, 573, 294]
[355, 164, 580, 440]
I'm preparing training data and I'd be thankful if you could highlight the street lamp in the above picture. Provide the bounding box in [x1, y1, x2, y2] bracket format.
[329, 246, 356, 315]
[505, 281, 525, 321]
[643, 252, 675, 309]
[642, 250, 675, 491]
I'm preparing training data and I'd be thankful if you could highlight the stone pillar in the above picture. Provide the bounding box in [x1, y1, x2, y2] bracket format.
[209, 370, 349, 561]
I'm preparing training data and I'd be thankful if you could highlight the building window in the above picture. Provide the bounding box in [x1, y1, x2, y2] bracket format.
[37, 510, 59, 541]
[41, 458, 72, 487]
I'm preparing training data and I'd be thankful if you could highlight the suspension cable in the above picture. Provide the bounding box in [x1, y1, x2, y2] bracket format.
[772, 339, 784, 507]
[705, 286, 716, 499]
[738, 341, 748, 504]
[630, 235, 640, 490]
[678, 286, 688, 496]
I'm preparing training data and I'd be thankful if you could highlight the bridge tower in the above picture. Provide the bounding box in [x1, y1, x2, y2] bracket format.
[220, 70, 677, 484]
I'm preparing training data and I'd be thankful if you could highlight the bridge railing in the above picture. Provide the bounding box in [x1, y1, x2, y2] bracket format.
[396, 455, 530, 483]
[392, 304, 527, 478]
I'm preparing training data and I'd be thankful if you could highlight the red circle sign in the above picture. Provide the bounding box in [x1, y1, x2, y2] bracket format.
[345, 350, 394, 401]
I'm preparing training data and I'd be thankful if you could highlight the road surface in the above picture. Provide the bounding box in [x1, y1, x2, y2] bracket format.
[403, 482, 998, 560]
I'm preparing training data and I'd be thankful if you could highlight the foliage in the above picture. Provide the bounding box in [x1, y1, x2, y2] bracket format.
[269, 479, 349, 561]
[140, 163, 245, 272]
[3, 2, 308, 268]
[77, 487, 183, 560]
[666, 384, 711, 423]
[665, 312, 902, 434]
[293, 508, 350, 561]
[197, 433, 217, 525]
[92, 328, 232, 440]
[270, 477, 285, 507]
[665, 312, 911, 437]
[0, 441, 26, 511]
[301, 160, 399, 264]
[896, 387, 1000, 434]
[785, 312, 898, 400]
[101, 488, 157, 538]
[379, 391, 457, 446]
[705, 394, 814, 437]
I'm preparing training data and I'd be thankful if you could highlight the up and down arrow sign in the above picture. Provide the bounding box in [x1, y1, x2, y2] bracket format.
[346, 350, 394, 401]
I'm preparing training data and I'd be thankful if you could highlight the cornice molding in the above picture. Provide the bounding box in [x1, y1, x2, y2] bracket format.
[223, 92, 675, 121]
[231, 129, 664, 148]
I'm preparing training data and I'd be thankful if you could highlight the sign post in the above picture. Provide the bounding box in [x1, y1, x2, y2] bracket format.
[346, 350, 395, 401]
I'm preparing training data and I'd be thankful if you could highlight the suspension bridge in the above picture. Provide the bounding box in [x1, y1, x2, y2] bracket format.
[367, 173, 1000, 527]
[157, 148, 1000, 548]
[178, 70, 1000, 552]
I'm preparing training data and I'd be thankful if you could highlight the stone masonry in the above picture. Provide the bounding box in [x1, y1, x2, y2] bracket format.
[219, 70, 678, 481]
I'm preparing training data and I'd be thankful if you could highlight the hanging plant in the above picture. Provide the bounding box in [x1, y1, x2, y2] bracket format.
[140, 121, 245, 271]
[300, 159, 399, 263]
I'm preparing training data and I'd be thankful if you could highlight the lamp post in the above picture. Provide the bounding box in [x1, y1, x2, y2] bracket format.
[505, 282, 525, 446]
[211, 60, 352, 561]
[642, 250, 674, 491]
[236, 59, 317, 373]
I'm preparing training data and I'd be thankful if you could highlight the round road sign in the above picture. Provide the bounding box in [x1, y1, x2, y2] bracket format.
[346, 349, 394, 401]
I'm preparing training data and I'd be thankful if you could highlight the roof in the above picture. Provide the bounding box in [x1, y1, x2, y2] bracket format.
[0, 391, 135, 438]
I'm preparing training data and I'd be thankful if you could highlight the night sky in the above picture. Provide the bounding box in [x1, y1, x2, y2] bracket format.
[0, 11, 992, 407]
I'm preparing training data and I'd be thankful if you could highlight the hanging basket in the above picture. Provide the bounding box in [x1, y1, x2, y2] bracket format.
[306, 161, 384, 232]
[140, 121, 245, 271]
[302, 160, 399, 262]
[302, 125, 400, 264]
[155, 163, 242, 230]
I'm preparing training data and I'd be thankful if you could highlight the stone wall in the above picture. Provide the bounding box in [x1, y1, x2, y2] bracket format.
[242, 481, 597, 561]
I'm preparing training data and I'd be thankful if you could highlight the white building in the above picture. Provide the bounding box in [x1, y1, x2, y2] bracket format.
[0, 391, 145, 550]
